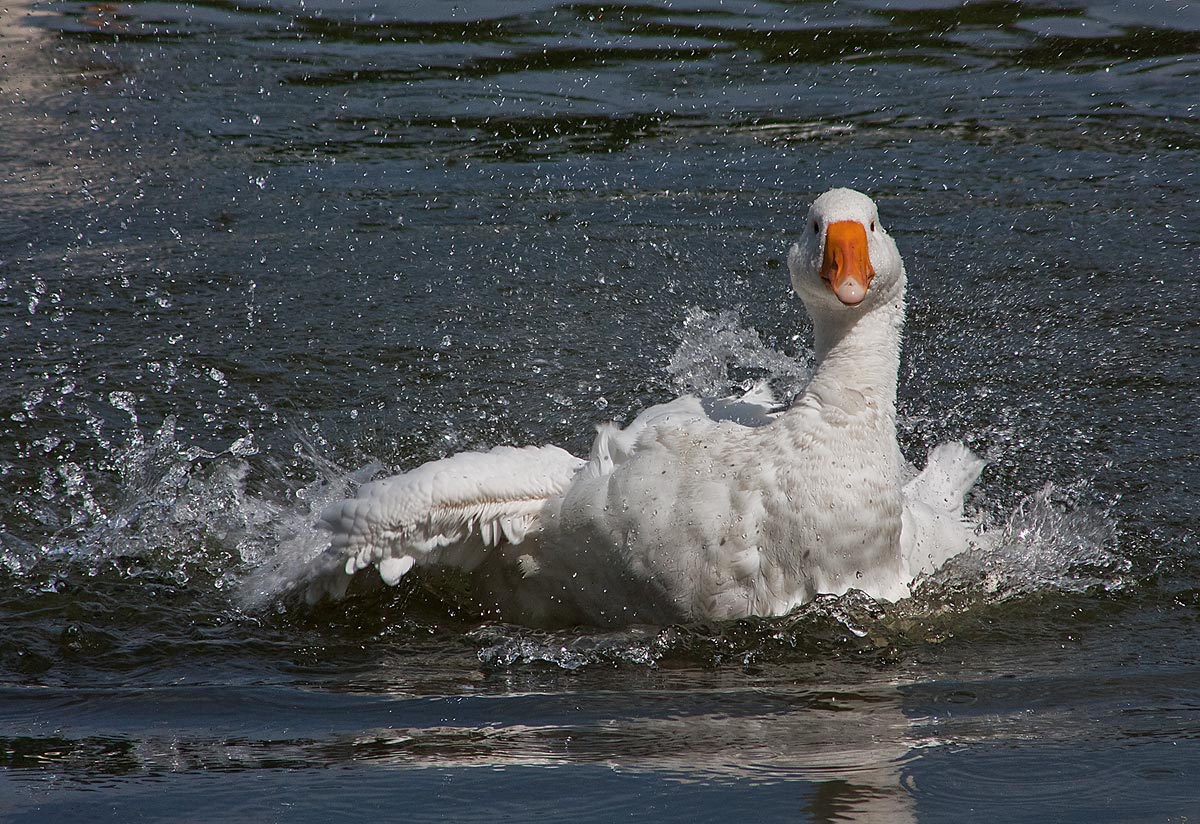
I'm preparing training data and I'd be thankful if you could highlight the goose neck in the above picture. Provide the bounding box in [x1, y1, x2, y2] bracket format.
[807, 291, 904, 410]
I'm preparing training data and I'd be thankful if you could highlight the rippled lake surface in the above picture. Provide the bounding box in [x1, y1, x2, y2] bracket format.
[2, 0, 1198, 820]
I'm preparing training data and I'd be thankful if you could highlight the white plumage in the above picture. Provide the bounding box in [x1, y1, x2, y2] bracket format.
[304, 188, 985, 626]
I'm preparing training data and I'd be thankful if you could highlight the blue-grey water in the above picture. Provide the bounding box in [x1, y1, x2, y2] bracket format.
[1, 0, 1198, 820]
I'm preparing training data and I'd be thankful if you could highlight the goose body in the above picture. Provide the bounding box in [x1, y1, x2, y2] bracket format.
[307, 189, 984, 627]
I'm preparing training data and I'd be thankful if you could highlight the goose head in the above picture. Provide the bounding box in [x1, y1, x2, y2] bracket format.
[787, 188, 905, 314]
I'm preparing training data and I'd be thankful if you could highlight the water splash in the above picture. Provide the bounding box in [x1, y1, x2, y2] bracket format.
[2, 312, 1133, 672]
[8, 412, 262, 589]
[236, 456, 381, 611]
[665, 307, 811, 401]
[0, 393, 376, 608]
[914, 482, 1130, 604]
[470, 591, 897, 671]
[472, 625, 668, 670]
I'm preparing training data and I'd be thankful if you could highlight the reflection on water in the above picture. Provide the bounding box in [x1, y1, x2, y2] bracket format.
[1, 675, 920, 822]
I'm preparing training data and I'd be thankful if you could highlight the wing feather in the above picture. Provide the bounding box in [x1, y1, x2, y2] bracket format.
[305, 444, 584, 601]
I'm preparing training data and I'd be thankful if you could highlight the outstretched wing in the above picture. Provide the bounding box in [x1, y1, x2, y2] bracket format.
[305, 444, 585, 601]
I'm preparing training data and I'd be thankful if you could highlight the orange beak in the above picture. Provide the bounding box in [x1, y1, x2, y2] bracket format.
[820, 221, 875, 306]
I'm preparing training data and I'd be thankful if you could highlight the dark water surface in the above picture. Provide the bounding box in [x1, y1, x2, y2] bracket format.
[2, 0, 1198, 820]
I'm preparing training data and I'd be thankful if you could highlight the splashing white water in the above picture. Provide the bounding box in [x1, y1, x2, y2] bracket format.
[6, 311, 1131, 654]
[915, 482, 1129, 603]
[32, 415, 284, 590]
[666, 307, 811, 401]
[2, 394, 376, 604]
[472, 625, 668, 670]
[236, 456, 381, 610]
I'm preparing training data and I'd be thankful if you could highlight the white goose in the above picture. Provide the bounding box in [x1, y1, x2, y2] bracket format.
[305, 188, 984, 626]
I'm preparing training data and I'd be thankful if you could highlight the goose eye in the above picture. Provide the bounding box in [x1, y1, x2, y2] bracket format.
[870, 221, 876, 232]
[812, 221, 819, 235]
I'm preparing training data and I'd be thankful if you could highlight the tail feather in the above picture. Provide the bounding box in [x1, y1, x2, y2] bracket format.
[901, 441, 987, 584]
[904, 441, 985, 513]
